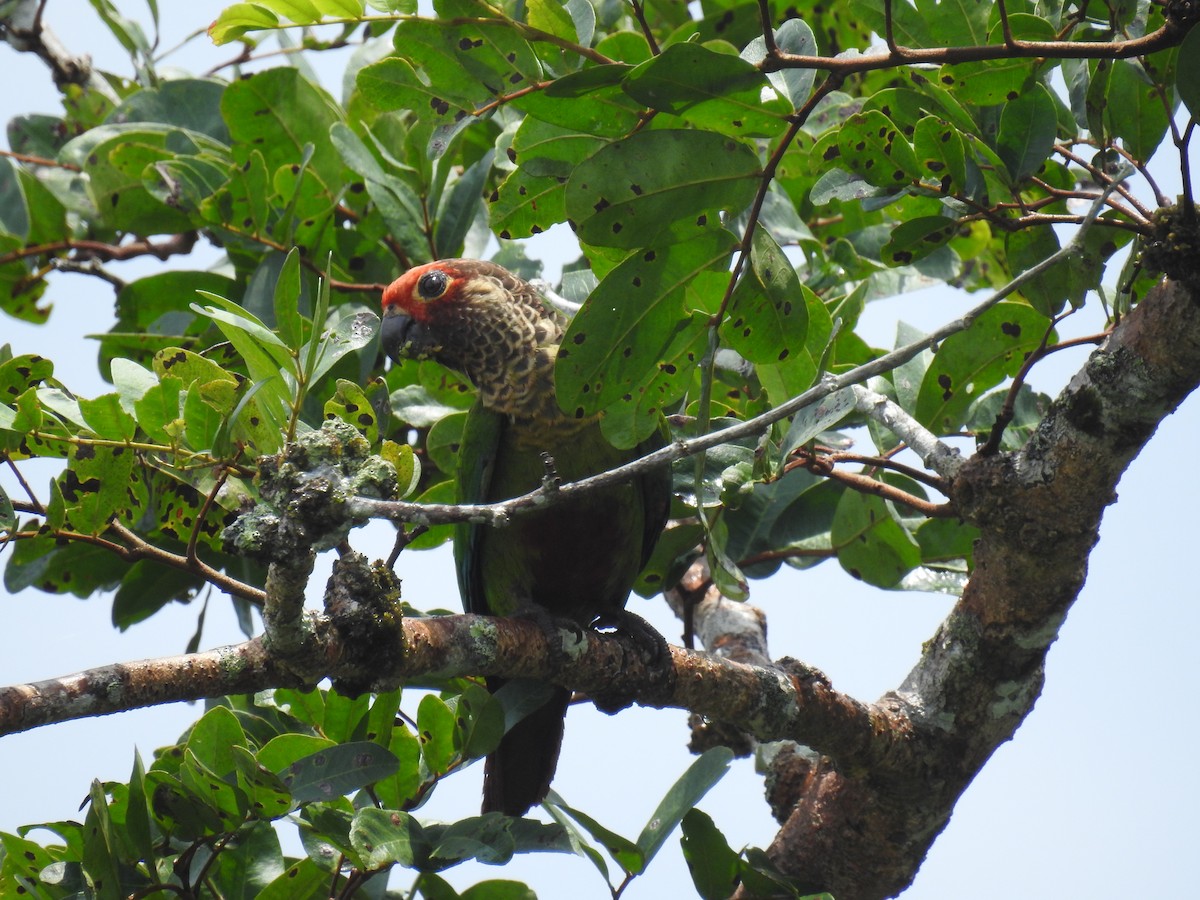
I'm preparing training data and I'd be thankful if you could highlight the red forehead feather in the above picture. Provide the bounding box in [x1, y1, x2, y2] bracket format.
[381, 261, 467, 322]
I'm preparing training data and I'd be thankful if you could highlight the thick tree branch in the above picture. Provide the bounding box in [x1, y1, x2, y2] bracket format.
[0, 0, 117, 98]
[0, 611, 909, 772]
[758, 275, 1200, 899]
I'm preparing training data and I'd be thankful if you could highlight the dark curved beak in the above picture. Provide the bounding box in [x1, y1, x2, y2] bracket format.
[381, 307, 421, 364]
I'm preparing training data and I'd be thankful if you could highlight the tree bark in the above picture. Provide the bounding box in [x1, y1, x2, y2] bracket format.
[757, 278, 1200, 899]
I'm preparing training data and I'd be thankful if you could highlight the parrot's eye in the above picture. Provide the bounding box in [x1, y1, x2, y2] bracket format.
[417, 270, 448, 300]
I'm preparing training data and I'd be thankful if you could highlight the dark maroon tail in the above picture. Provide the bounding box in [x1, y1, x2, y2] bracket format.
[482, 685, 571, 816]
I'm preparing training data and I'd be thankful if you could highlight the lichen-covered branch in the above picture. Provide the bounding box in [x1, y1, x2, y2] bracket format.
[754, 275, 1200, 899]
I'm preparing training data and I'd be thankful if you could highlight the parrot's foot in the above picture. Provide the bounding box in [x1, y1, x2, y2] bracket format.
[588, 610, 673, 714]
[591, 609, 669, 661]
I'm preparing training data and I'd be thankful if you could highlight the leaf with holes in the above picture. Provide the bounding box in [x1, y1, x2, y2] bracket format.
[935, 14, 1053, 105]
[555, 228, 737, 426]
[882, 215, 959, 266]
[831, 491, 921, 588]
[622, 42, 791, 138]
[565, 129, 760, 249]
[996, 84, 1057, 182]
[490, 119, 603, 239]
[911, 115, 966, 194]
[723, 227, 810, 364]
[915, 301, 1052, 434]
[836, 110, 922, 190]
[513, 64, 643, 137]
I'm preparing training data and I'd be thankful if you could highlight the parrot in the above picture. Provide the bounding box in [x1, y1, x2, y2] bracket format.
[380, 258, 670, 816]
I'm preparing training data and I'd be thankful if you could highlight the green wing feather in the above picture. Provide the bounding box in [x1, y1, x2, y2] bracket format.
[453, 398, 505, 616]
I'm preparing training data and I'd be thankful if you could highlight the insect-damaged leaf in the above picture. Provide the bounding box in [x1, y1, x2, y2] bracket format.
[622, 42, 792, 138]
[565, 129, 760, 249]
[357, 0, 541, 154]
[555, 229, 737, 441]
[836, 110, 923, 189]
[881, 215, 959, 266]
[723, 226, 810, 364]
[915, 300, 1052, 434]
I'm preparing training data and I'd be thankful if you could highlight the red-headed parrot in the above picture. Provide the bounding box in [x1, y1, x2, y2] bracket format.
[381, 258, 669, 815]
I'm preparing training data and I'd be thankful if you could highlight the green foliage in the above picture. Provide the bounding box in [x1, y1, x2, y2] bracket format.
[1, 0, 1194, 894]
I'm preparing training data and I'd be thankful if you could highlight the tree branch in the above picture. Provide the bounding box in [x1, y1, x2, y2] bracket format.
[0, 610, 910, 775]
[763, 13, 1195, 75]
[0, 0, 117, 98]
[758, 274, 1200, 898]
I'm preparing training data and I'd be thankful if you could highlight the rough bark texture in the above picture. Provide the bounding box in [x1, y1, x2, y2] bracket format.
[756, 278, 1200, 899]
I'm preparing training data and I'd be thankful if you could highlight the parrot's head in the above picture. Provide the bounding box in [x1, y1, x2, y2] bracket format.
[382, 258, 567, 418]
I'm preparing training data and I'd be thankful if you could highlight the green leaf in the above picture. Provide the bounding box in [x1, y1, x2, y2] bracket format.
[187, 705, 249, 775]
[193, 291, 292, 357]
[273, 247, 305, 350]
[935, 14, 1053, 105]
[82, 780, 122, 900]
[454, 681, 506, 760]
[281, 741, 401, 802]
[78, 392, 136, 441]
[680, 809, 742, 900]
[460, 881, 538, 900]
[435, 149, 492, 258]
[1179, 24, 1200, 119]
[724, 227, 810, 363]
[0, 157, 29, 238]
[996, 84, 1056, 182]
[1097, 59, 1172, 160]
[919, 0, 990, 46]
[547, 797, 644, 875]
[257, 857, 331, 900]
[108, 79, 231, 143]
[831, 491, 921, 587]
[222, 68, 345, 195]
[704, 514, 749, 600]
[208, 3, 279, 44]
[555, 229, 736, 428]
[848, 0, 930, 48]
[4, 530, 129, 596]
[622, 42, 791, 138]
[911, 115, 966, 194]
[742, 18, 817, 108]
[836, 110, 922, 189]
[57, 441, 137, 535]
[350, 807, 430, 869]
[513, 65, 642, 137]
[417, 693, 459, 775]
[304, 310, 379, 386]
[636, 747, 733, 865]
[490, 119, 602, 239]
[565, 129, 760, 249]
[258, 734, 337, 774]
[779, 388, 857, 458]
[1005, 227, 1071, 317]
[111, 560, 201, 628]
[72, 126, 222, 233]
[357, 5, 540, 154]
[373, 723, 423, 809]
[324, 378, 379, 442]
[122, 752, 155, 881]
[916, 301, 1052, 434]
[881, 215, 960, 266]
[319, 688, 370, 743]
